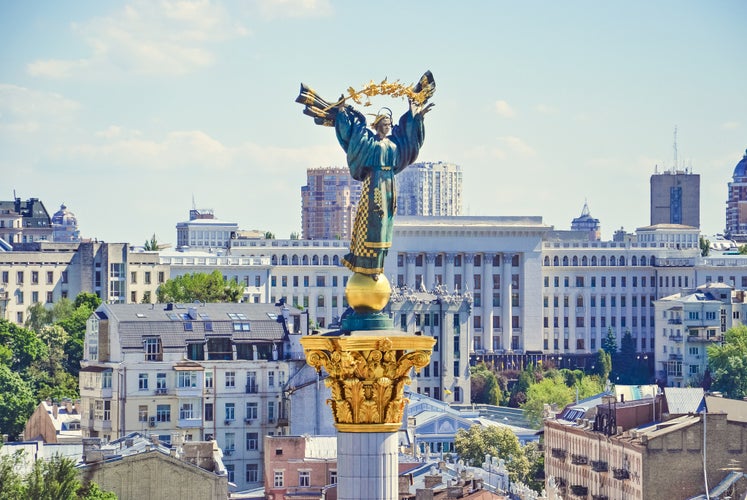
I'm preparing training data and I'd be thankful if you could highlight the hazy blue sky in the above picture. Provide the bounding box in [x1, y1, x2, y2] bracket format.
[1, 0, 745, 246]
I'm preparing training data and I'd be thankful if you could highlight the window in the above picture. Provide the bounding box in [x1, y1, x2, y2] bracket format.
[156, 372, 167, 390]
[130, 271, 137, 284]
[246, 432, 259, 450]
[179, 402, 196, 420]
[144, 272, 152, 284]
[205, 403, 214, 421]
[299, 471, 310, 487]
[330, 470, 337, 485]
[156, 404, 171, 422]
[246, 463, 259, 483]
[267, 401, 275, 422]
[1, 271, 7, 283]
[138, 405, 148, 422]
[226, 465, 234, 483]
[268, 371, 275, 387]
[225, 403, 235, 421]
[102, 371, 112, 388]
[16, 271, 24, 284]
[246, 402, 258, 420]
[158, 271, 165, 283]
[205, 371, 213, 388]
[226, 371, 236, 388]
[44, 271, 53, 283]
[31, 271, 38, 284]
[144, 337, 162, 361]
[274, 471, 284, 488]
[178, 371, 199, 388]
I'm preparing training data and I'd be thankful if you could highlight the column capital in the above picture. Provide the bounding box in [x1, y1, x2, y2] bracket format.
[464, 253, 475, 264]
[445, 252, 455, 264]
[425, 253, 436, 264]
[406, 253, 417, 264]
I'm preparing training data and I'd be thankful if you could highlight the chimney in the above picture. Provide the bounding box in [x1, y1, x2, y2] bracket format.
[424, 474, 443, 489]
[52, 404, 58, 419]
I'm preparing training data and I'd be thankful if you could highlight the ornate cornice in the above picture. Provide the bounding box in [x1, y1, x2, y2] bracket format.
[300, 333, 434, 432]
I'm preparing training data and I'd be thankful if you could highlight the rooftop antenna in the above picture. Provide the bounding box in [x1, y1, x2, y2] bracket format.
[191, 194, 196, 211]
[672, 125, 678, 173]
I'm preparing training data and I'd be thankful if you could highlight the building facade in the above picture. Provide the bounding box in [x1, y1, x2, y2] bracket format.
[395, 161, 462, 217]
[175, 208, 238, 251]
[650, 169, 700, 228]
[79, 302, 309, 491]
[0, 197, 53, 245]
[387, 287, 472, 404]
[301, 166, 361, 240]
[263, 435, 337, 500]
[726, 149, 747, 241]
[570, 201, 601, 241]
[654, 282, 747, 387]
[51, 204, 81, 243]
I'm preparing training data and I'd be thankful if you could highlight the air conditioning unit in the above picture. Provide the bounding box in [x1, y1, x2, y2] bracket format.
[149, 417, 156, 427]
[225, 419, 233, 425]
[244, 418, 254, 424]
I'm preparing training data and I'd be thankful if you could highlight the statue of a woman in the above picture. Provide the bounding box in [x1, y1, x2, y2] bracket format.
[296, 72, 435, 280]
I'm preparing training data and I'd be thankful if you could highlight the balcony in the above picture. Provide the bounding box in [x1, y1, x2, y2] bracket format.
[551, 448, 567, 460]
[667, 318, 682, 324]
[245, 383, 258, 394]
[668, 334, 683, 342]
[175, 386, 201, 397]
[571, 454, 588, 465]
[613, 468, 630, 480]
[669, 354, 683, 361]
[570, 485, 589, 497]
[591, 460, 608, 472]
[178, 418, 202, 428]
[155, 388, 169, 395]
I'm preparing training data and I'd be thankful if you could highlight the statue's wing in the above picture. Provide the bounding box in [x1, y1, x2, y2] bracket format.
[413, 71, 436, 104]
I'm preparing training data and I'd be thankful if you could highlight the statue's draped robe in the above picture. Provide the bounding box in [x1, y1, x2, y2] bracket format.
[335, 107, 425, 275]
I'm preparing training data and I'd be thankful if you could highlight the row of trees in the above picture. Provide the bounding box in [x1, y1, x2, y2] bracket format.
[0, 452, 115, 500]
[0, 293, 101, 439]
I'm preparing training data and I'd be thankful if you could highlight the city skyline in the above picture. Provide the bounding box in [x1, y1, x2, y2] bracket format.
[1, 1, 745, 246]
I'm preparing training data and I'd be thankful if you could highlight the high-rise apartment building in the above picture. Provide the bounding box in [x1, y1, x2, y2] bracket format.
[650, 168, 700, 228]
[396, 161, 462, 216]
[726, 149, 747, 241]
[301, 167, 360, 240]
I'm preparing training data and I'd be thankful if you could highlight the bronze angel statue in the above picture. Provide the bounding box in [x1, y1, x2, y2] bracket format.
[295, 71, 435, 280]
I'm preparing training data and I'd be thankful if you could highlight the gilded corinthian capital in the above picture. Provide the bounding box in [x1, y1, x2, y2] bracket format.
[300, 333, 435, 432]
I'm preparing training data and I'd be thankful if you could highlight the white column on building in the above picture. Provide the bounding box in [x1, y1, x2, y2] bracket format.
[406, 253, 416, 289]
[445, 253, 455, 293]
[483, 253, 495, 352]
[502, 253, 514, 352]
[337, 432, 398, 499]
[425, 253, 436, 291]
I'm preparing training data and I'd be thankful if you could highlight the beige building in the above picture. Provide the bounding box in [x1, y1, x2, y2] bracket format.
[80, 301, 309, 491]
[264, 435, 337, 500]
[544, 394, 747, 500]
[23, 399, 82, 444]
[78, 433, 227, 500]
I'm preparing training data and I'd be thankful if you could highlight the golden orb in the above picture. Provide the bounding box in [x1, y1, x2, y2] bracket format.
[345, 273, 391, 313]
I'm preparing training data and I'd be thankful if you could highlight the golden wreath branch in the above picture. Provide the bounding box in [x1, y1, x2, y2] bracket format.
[323, 78, 431, 111]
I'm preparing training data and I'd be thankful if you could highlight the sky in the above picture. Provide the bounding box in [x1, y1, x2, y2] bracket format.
[1, 0, 746, 247]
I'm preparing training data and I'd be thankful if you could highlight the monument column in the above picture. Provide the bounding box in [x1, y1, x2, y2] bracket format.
[502, 253, 514, 351]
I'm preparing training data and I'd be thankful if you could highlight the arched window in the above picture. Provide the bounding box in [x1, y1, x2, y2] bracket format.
[291, 255, 298, 265]
[631, 256, 637, 266]
[553, 256, 559, 266]
[544, 256, 550, 266]
[650, 255, 656, 266]
[322, 255, 329, 265]
[600, 256, 607, 266]
[591, 256, 597, 266]
[572, 256, 578, 266]
[619, 256, 625, 266]
[333, 255, 340, 266]
[281, 254, 288, 265]
[312, 255, 319, 265]
[302, 255, 309, 265]
[271, 255, 278, 265]
[562, 256, 569, 266]
[640, 255, 647, 266]
[582, 256, 588, 266]
[610, 256, 616, 266]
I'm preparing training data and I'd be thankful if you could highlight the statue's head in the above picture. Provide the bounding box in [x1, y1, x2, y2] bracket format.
[371, 107, 393, 138]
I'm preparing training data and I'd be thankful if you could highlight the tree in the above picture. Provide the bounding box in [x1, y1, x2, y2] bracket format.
[264, 231, 275, 240]
[612, 330, 649, 385]
[157, 270, 244, 303]
[290, 232, 300, 240]
[144, 233, 159, 251]
[0, 448, 25, 499]
[590, 350, 612, 381]
[0, 320, 46, 372]
[700, 236, 710, 256]
[454, 426, 530, 485]
[470, 363, 499, 404]
[521, 377, 574, 427]
[522, 441, 545, 492]
[602, 327, 617, 356]
[0, 364, 36, 439]
[25, 455, 81, 500]
[708, 324, 747, 398]
[26, 325, 79, 401]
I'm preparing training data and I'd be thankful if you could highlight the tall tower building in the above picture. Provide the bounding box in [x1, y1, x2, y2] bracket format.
[570, 201, 601, 241]
[726, 149, 747, 241]
[396, 161, 462, 216]
[650, 168, 700, 228]
[301, 167, 361, 240]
